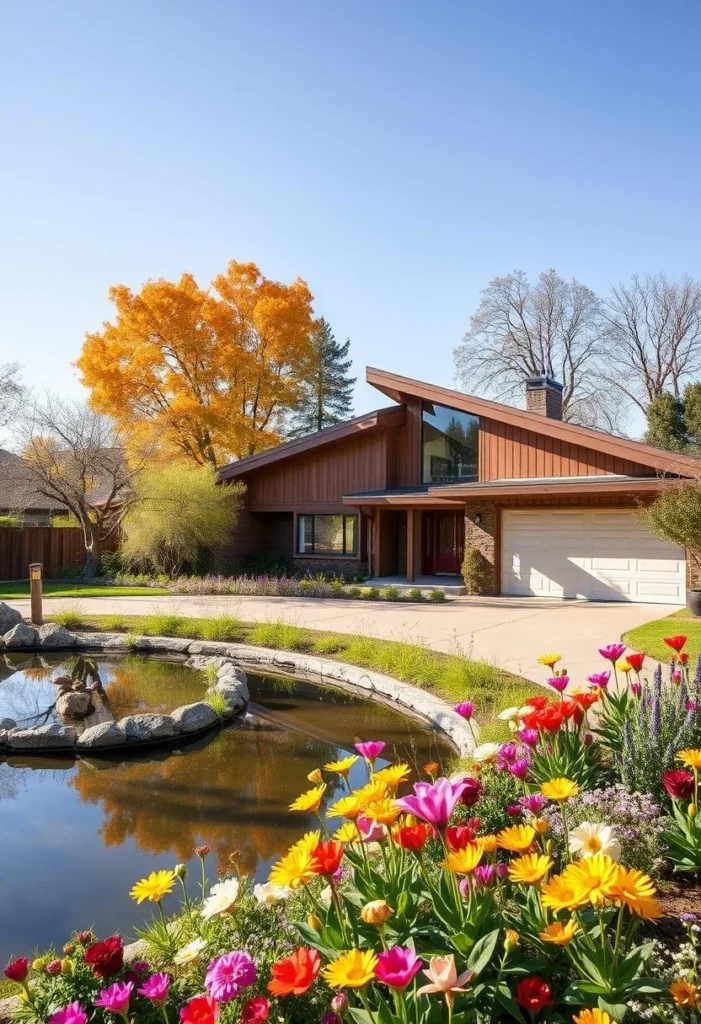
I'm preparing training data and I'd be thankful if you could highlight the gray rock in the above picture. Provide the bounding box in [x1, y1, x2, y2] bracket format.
[187, 641, 237, 656]
[56, 691, 94, 719]
[8, 723, 77, 749]
[122, 713, 176, 741]
[52, 673, 73, 687]
[0, 718, 16, 731]
[171, 701, 218, 734]
[217, 663, 248, 686]
[3, 623, 38, 648]
[129, 635, 192, 653]
[0, 602, 22, 635]
[76, 720, 127, 749]
[37, 623, 74, 648]
[212, 681, 247, 714]
[72, 632, 131, 650]
[187, 654, 229, 671]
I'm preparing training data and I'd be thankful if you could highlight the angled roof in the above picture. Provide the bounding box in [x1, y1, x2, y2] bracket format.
[0, 449, 66, 513]
[367, 367, 701, 479]
[217, 405, 406, 480]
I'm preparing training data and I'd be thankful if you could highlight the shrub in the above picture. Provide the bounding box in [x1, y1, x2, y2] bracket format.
[0, 514, 21, 527]
[382, 585, 401, 601]
[347, 586, 362, 598]
[642, 483, 701, 584]
[141, 614, 192, 638]
[363, 586, 381, 600]
[405, 587, 424, 602]
[311, 634, 348, 655]
[98, 549, 124, 577]
[248, 621, 312, 651]
[199, 615, 243, 642]
[427, 588, 446, 602]
[101, 614, 128, 632]
[50, 604, 87, 630]
[235, 551, 293, 576]
[461, 546, 491, 595]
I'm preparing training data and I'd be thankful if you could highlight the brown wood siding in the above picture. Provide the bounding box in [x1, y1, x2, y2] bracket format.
[214, 510, 294, 571]
[395, 396, 423, 486]
[245, 433, 390, 511]
[479, 419, 656, 481]
[0, 527, 117, 581]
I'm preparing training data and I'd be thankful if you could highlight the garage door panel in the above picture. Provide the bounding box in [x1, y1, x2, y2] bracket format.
[501, 509, 685, 605]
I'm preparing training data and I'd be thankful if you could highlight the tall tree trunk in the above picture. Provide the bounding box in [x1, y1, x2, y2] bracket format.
[80, 526, 99, 581]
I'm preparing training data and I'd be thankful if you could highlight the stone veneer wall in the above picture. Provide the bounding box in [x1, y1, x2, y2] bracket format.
[463, 503, 498, 595]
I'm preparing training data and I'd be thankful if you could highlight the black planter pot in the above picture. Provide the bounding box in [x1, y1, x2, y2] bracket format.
[687, 589, 701, 617]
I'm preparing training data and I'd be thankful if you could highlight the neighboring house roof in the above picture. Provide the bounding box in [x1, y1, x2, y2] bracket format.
[217, 405, 406, 480]
[0, 449, 67, 513]
[366, 367, 701, 479]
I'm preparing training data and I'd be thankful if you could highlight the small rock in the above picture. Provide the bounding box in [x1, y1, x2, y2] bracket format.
[0, 718, 16, 731]
[76, 720, 127, 749]
[0, 601, 22, 635]
[187, 654, 229, 671]
[51, 673, 73, 687]
[3, 623, 38, 649]
[72, 633, 131, 650]
[57, 691, 94, 719]
[217, 663, 248, 687]
[122, 714, 176, 741]
[171, 701, 218, 734]
[37, 623, 74, 648]
[129, 636, 192, 653]
[8, 723, 77, 749]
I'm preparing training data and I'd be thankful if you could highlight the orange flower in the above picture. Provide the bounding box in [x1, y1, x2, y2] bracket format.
[268, 948, 322, 996]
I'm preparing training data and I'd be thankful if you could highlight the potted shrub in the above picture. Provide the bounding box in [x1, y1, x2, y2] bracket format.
[461, 545, 491, 595]
[642, 482, 701, 615]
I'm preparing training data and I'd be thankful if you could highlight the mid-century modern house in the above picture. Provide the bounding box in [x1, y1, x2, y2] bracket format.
[217, 368, 701, 604]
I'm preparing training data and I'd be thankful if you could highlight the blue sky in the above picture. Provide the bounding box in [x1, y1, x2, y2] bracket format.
[1, 0, 700, 434]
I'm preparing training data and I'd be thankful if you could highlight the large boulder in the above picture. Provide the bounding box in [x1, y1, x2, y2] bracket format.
[212, 681, 247, 715]
[122, 714, 176, 742]
[3, 623, 38, 648]
[56, 691, 94, 719]
[0, 602, 22, 635]
[171, 701, 218, 734]
[129, 636, 193, 654]
[37, 623, 74, 649]
[76, 720, 127, 749]
[217, 663, 248, 687]
[8, 723, 77, 750]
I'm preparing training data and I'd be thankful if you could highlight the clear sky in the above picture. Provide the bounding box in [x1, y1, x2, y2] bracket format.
[1, 0, 700, 436]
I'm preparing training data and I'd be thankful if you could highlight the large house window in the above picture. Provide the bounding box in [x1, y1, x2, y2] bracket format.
[297, 514, 357, 556]
[422, 402, 479, 484]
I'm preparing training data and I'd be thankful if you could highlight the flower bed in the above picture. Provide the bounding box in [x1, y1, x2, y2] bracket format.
[4, 636, 701, 1023]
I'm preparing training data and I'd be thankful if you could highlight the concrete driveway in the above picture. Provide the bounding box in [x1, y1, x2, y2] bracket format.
[5, 593, 674, 684]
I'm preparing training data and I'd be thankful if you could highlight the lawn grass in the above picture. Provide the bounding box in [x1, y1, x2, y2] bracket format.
[47, 611, 534, 738]
[0, 582, 169, 599]
[623, 606, 701, 662]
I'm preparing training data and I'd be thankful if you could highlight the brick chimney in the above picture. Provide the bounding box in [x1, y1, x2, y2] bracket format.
[525, 376, 563, 419]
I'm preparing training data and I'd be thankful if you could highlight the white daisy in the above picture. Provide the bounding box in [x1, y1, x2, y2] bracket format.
[253, 881, 292, 906]
[173, 936, 207, 965]
[570, 822, 621, 861]
[471, 742, 502, 763]
[201, 877, 240, 919]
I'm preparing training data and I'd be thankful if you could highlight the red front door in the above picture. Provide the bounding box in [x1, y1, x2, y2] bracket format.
[433, 512, 462, 575]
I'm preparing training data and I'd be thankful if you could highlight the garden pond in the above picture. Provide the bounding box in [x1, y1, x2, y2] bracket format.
[0, 651, 451, 961]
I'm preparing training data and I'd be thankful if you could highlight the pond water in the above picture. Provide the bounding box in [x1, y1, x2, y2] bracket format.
[0, 652, 452, 961]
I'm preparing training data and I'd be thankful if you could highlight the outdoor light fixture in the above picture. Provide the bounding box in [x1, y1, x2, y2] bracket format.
[474, 513, 482, 525]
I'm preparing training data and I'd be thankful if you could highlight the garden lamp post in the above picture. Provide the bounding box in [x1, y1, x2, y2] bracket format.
[29, 562, 43, 626]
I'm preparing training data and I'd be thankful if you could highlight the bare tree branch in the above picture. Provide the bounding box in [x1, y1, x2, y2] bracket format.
[0, 363, 25, 429]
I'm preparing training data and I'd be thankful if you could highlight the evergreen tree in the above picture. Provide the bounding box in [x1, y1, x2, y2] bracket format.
[287, 318, 356, 437]
[644, 391, 687, 451]
[683, 382, 701, 450]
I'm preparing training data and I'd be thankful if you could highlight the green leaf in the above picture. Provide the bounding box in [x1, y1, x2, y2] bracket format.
[467, 928, 500, 975]
[496, 986, 526, 1022]
[597, 996, 628, 1021]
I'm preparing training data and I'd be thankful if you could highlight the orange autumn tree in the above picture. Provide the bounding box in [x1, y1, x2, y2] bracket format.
[76, 261, 315, 466]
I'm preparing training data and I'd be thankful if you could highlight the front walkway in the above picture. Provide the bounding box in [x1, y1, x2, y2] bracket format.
[6, 593, 674, 685]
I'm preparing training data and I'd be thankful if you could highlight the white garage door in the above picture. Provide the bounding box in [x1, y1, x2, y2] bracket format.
[501, 509, 686, 604]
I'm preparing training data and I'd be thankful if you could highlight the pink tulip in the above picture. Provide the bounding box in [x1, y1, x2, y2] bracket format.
[416, 955, 474, 1006]
[599, 643, 626, 663]
[355, 741, 385, 761]
[454, 702, 473, 720]
[630, 681, 641, 697]
[95, 982, 134, 1018]
[518, 727, 539, 746]
[138, 973, 171, 1006]
[49, 1004, 87, 1024]
[375, 947, 422, 990]
[587, 671, 611, 689]
[547, 675, 568, 693]
[356, 814, 385, 843]
[395, 778, 471, 830]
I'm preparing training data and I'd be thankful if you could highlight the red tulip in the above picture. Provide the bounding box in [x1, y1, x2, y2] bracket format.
[445, 825, 475, 851]
[4, 959, 28, 983]
[395, 823, 431, 852]
[524, 695, 548, 711]
[515, 976, 553, 1015]
[311, 841, 344, 877]
[180, 996, 219, 1024]
[626, 652, 645, 672]
[240, 996, 270, 1023]
[664, 634, 688, 653]
[84, 937, 124, 978]
[663, 769, 695, 801]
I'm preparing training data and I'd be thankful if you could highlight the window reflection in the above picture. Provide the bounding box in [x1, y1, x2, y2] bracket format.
[422, 402, 479, 483]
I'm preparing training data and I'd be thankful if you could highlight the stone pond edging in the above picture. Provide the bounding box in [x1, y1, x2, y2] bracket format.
[0, 621, 474, 757]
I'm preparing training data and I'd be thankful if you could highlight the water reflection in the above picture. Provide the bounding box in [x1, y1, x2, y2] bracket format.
[0, 655, 451, 960]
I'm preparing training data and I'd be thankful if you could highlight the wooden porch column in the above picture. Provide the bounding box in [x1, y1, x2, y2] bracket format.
[406, 508, 415, 583]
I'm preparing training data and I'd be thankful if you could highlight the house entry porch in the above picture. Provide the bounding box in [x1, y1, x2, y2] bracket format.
[366, 505, 466, 584]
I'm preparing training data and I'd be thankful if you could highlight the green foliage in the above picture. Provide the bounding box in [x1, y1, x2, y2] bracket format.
[204, 689, 229, 718]
[427, 588, 446, 602]
[683, 381, 701, 449]
[311, 634, 347, 654]
[363, 586, 380, 600]
[287, 317, 355, 437]
[121, 464, 244, 577]
[98, 549, 124, 577]
[51, 605, 88, 630]
[101, 614, 128, 632]
[199, 614, 243, 642]
[461, 546, 491, 595]
[248, 621, 312, 651]
[406, 587, 423, 601]
[347, 586, 362, 598]
[642, 483, 701, 567]
[382, 584, 401, 600]
[0, 514, 21, 527]
[645, 391, 687, 450]
[141, 614, 193, 638]
[665, 796, 701, 873]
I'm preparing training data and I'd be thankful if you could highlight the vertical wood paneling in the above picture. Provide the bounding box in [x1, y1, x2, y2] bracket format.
[0, 527, 116, 581]
[479, 419, 656, 482]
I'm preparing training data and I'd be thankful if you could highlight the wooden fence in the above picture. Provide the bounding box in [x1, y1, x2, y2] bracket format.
[0, 527, 117, 581]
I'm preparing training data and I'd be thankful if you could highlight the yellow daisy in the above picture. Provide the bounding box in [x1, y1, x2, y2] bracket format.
[540, 778, 581, 802]
[334, 822, 361, 843]
[562, 853, 621, 907]
[481, 833, 498, 853]
[324, 755, 358, 777]
[497, 824, 536, 852]
[290, 830, 321, 853]
[355, 779, 388, 805]
[676, 748, 701, 770]
[507, 853, 552, 885]
[537, 652, 561, 668]
[129, 869, 176, 904]
[539, 919, 579, 946]
[327, 793, 366, 819]
[572, 1011, 616, 1024]
[443, 842, 484, 874]
[269, 843, 318, 889]
[609, 866, 662, 919]
[540, 874, 588, 913]
[323, 949, 378, 989]
[372, 763, 411, 790]
[289, 783, 326, 813]
[362, 798, 401, 824]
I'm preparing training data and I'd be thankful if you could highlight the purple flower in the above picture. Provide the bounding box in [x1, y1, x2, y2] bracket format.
[630, 681, 641, 697]
[321, 1016, 341, 1024]
[49, 1004, 87, 1024]
[508, 758, 530, 781]
[374, 947, 422, 990]
[517, 727, 539, 747]
[681, 913, 699, 924]
[473, 864, 496, 887]
[599, 643, 626, 663]
[138, 973, 171, 1006]
[395, 777, 471, 830]
[497, 742, 517, 764]
[548, 675, 569, 693]
[587, 671, 611, 689]
[454, 702, 474, 720]
[355, 740, 385, 761]
[205, 952, 256, 1003]
[356, 814, 385, 843]
[507, 804, 522, 816]
[687, 700, 697, 712]
[518, 793, 547, 814]
[95, 982, 134, 1017]
[496, 862, 508, 878]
